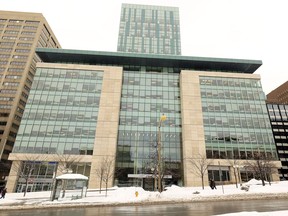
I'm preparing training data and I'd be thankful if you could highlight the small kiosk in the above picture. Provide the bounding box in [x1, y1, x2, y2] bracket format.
[51, 173, 88, 201]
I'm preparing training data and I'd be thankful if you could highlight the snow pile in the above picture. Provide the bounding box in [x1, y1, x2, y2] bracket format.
[0, 179, 288, 215]
[244, 179, 267, 186]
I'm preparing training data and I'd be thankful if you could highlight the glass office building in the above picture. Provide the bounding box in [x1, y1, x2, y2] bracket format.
[117, 4, 181, 55]
[6, 49, 281, 192]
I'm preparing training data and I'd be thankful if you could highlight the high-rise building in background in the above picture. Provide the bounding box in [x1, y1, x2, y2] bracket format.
[266, 82, 288, 180]
[266, 104, 288, 180]
[266, 81, 288, 104]
[117, 4, 181, 55]
[0, 11, 61, 187]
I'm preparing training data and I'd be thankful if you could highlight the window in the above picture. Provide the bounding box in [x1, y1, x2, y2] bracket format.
[0, 48, 13, 52]
[9, 20, 23, 23]
[21, 31, 35, 35]
[17, 43, 32, 47]
[2, 36, 17, 40]
[10, 61, 26, 66]
[23, 26, 38, 30]
[0, 42, 15, 47]
[13, 55, 28, 59]
[0, 54, 10, 58]
[25, 20, 39, 25]
[5, 75, 21, 79]
[8, 68, 24, 72]
[3, 82, 19, 86]
[4, 30, 19, 34]
[7, 25, 21, 29]
[15, 49, 30, 53]
[19, 37, 34, 41]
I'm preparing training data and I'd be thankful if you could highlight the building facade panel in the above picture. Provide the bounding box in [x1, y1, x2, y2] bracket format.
[8, 64, 122, 192]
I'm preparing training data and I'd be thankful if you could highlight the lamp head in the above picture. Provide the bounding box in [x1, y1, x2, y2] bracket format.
[160, 114, 167, 122]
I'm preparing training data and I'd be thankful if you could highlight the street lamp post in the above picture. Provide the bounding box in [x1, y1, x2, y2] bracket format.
[157, 114, 166, 192]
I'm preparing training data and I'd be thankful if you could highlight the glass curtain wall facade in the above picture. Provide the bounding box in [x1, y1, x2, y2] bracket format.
[8, 48, 274, 192]
[12, 66, 103, 191]
[200, 76, 277, 181]
[267, 104, 288, 180]
[116, 70, 182, 188]
[117, 4, 181, 55]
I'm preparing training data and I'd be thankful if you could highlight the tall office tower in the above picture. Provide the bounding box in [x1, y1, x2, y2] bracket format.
[117, 4, 181, 55]
[0, 11, 61, 187]
[266, 81, 288, 104]
[266, 104, 288, 180]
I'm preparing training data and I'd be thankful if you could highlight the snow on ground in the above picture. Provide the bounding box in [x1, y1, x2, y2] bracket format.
[1, 179, 288, 216]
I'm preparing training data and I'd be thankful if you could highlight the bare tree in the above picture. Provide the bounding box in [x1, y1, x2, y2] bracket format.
[244, 152, 277, 186]
[187, 154, 213, 189]
[98, 156, 115, 197]
[226, 157, 241, 188]
[11, 155, 47, 197]
[53, 153, 82, 198]
[54, 153, 82, 173]
[95, 158, 105, 194]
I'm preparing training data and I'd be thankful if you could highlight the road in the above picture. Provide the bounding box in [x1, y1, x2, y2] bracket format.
[2, 199, 288, 216]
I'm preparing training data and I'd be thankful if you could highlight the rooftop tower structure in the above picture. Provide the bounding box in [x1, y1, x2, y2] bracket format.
[117, 4, 181, 55]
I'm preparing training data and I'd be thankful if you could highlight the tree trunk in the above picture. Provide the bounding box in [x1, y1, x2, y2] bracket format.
[23, 179, 28, 197]
[201, 176, 204, 190]
[105, 181, 108, 197]
[99, 177, 102, 194]
[234, 168, 238, 188]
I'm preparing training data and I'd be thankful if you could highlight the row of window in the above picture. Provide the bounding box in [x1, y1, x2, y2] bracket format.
[205, 130, 274, 144]
[122, 78, 178, 87]
[201, 89, 263, 100]
[28, 95, 100, 107]
[19, 126, 96, 138]
[0, 97, 14, 101]
[0, 54, 28, 60]
[38, 69, 103, 79]
[32, 80, 102, 93]
[14, 141, 94, 155]
[202, 102, 267, 114]
[3, 30, 36, 35]
[119, 116, 181, 127]
[203, 116, 270, 128]
[0, 41, 15, 46]
[200, 77, 261, 88]
[0, 19, 39, 24]
[120, 102, 180, 113]
[23, 110, 98, 121]
[206, 149, 276, 160]
[2, 82, 19, 86]
[0, 89, 17, 94]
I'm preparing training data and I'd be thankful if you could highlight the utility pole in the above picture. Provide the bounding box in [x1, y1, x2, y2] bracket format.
[157, 114, 166, 192]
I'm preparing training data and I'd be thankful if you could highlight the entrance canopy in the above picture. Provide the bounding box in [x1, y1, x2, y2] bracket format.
[56, 173, 88, 180]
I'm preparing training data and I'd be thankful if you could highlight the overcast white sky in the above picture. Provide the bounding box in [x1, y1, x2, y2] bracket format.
[1, 0, 288, 94]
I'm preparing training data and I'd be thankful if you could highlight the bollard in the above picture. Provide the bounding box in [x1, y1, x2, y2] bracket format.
[135, 191, 139, 197]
